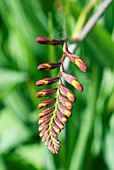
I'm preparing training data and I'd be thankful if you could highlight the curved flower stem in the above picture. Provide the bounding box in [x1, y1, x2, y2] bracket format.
[72, 0, 99, 39]
[69, 0, 113, 51]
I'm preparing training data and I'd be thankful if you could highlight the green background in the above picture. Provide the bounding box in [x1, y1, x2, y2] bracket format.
[0, 0, 114, 170]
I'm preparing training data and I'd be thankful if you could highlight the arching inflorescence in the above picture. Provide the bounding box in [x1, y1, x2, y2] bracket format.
[36, 37, 87, 154]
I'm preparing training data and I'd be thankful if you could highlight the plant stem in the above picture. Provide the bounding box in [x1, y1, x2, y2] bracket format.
[76, 0, 112, 42]
[70, 0, 113, 52]
[72, 0, 98, 39]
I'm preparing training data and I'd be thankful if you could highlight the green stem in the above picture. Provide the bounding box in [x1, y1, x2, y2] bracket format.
[72, 0, 98, 39]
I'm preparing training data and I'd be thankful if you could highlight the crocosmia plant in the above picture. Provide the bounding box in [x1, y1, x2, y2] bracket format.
[36, 37, 87, 154]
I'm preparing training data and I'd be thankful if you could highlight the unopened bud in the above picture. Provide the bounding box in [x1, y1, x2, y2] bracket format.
[36, 37, 65, 46]
[36, 88, 57, 98]
[59, 84, 76, 102]
[62, 72, 83, 92]
[38, 62, 61, 70]
[36, 77, 59, 86]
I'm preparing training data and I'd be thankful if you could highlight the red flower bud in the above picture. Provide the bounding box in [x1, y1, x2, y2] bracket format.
[45, 136, 50, 146]
[36, 88, 57, 98]
[38, 98, 56, 109]
[51, 127, 57, 137]
[54, 117, 64, 130]
[66, 52, 87, 72]
[38, 113, 52, 125]
[63, 42, 87, 72]
[53, 137, 60, 146]
[57, 109, 68, 123]
[39, 125, 49, 137]
[58, 102, 72, 117]
[36, 37, 65, 46]
[36, 77, 59, 86]
[42, 135, 47, 142]
[62, 72, 83, 92]
[38, 106, 55, 118]
[59, 94, 72, 110]
[38, 119, 50, 131]
[52, 122, 61, 133]
[50, 144, 54, 153]
[38, 62, 61, 70]
[51, 137, 60, 154]
[60, 84, 76, 102]
[48, 141, 53, 151]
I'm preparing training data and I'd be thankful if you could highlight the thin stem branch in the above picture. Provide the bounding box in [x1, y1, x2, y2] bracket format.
[76, 0, 112, 42]
[69, 0, 112, 52]
[72, 0, 99, 39]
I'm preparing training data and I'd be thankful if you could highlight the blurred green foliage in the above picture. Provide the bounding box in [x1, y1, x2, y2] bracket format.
[0, 0, 114, 170]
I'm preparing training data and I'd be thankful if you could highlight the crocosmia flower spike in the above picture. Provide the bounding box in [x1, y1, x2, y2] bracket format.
[36, 37, 87, 154]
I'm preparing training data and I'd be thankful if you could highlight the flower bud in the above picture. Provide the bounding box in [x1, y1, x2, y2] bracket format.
[55, 150, 59, 154]
[36, 37, 65, 46]
[51, 127, 57, 137]
[42, 135, 47, 142]
[38, 119, 43, 125]
[51, 137, 60, 153]
[58, 103, 72, 117]
[38, 98, 56, 109]
[52, 122, 61, 133]
[45, 136, 50, 146]
[38, 106, 55, 118]
[59, 94, 72, 110]
[39, 125, 49, 137]
[62, 72, 83, 92]
[54, 145, 60, 153]
[54, 117, 64, 130]
[36, 88, 57, 98]
[66, 53, 87, 72]
[36, 77, 59, 86]
[59, 84, 76, 102]
[38, 62, 61, 70]
[53, 137, 60, 146]
[38, 113, 52, 125]
[48, 141, 53, 151]
[38, 119, 50, 131]
[57, 109, 68, 123]
[63, 42, 87, 72]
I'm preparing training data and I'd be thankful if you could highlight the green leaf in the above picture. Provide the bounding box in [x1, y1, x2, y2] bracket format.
[0, 69, 28, 99]
[0, 108, 31, 154]
[104, 113, 114, 170]
[85, 25, 114, 67]
[14, 144, 56, 170]
[104, 2, 114, 33]
[3, 90, 31, 121]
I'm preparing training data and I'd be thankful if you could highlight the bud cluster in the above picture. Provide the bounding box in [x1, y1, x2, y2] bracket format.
[36, 37, 87, 153]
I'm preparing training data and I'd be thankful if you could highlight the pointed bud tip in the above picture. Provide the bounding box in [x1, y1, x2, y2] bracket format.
[75, 58, 87, 72]
[73, 83, 83, 92]
[36, 37, 50, 44]
[37, 65, 42, 70]
[78, 84, 83, 92]
[79, 63, 87, 72]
